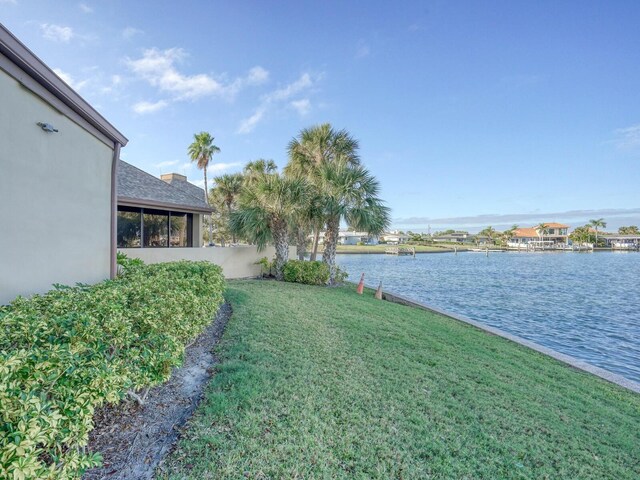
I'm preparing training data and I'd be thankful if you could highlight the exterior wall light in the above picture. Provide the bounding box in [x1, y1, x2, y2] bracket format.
[37, 122, 58, 133]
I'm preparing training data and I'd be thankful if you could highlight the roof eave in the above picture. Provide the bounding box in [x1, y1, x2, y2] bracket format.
[0, 23, 128, 146]
[118, 196, 214, 214]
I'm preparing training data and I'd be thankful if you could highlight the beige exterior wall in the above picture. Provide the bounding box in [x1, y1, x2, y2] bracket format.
[0, 68, 114, 304]
[118, 246, 296, 279]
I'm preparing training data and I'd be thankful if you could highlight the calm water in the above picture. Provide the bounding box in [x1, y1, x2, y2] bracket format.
[337, 251, 640, 383]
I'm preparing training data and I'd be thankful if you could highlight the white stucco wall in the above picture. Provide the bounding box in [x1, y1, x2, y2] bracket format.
[0, 69, 114, 304]
[118, 246, 296, 279]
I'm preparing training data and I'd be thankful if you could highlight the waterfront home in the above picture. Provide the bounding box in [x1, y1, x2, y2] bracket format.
[0, 23, 128, 304]
[381, 232, 410, 245]
[315, 231, 379, 245]
[432, 231, 472, 243]
[507, 223, 570, 249]
[603, 234, 640, 250]
[117, 161, 212, 248]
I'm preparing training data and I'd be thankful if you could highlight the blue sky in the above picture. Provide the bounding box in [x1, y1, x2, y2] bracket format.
[3, 0, 639, 232]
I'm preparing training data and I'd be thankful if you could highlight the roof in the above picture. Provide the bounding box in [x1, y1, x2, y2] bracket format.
[543, 223, 569, 228]
[117, 161, 213, 213]
[513, 228, 539, 238]
[0, 23, 127, 146]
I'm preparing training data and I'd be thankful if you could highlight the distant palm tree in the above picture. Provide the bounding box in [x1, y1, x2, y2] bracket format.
[229, 174, 307, 280]
[213, 173, 244, 243]
[479, 226, 496, 245]
[619, 225, 639, 235]
[535, 223, 549, 245]
[188, 132, 220, 245]
[588, 218, 607, 246]
[243, 159, 278, 185]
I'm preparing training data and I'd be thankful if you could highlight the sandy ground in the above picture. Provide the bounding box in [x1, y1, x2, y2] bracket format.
[83, 303, 232, 480]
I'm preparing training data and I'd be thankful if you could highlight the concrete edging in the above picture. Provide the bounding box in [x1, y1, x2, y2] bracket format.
[375, 288, 640, 394]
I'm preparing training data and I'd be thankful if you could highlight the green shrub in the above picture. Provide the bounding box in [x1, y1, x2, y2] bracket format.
[0, 261, 225, 480]
[283, 260, 330, 285]
[116, 251, 144, 271]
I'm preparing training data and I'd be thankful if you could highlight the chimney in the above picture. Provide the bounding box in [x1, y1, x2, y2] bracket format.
[161, 172, 187, 183]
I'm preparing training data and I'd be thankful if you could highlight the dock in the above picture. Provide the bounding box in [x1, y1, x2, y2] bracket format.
[385, 246, 416, 256]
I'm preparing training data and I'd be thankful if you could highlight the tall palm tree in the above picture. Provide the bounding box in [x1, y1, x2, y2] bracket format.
[588, 218, 606, 246]
[317, 162, 390, 284]
[286, 123, 362, 261]
[213, 173, 244, 243]
[188, 132, 220, 245]
[535, 223, 548, 246]
[229, 174, 307, 280]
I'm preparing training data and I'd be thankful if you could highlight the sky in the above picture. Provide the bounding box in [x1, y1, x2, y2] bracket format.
[2, 0, 639, 233]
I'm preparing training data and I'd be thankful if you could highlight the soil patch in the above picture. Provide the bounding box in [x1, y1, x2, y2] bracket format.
[83, 303, 232, 480]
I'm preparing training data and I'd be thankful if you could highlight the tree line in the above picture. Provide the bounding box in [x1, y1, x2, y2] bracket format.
[187, 124, 390, 284]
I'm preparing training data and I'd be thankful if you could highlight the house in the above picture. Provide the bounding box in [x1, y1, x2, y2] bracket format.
[432, 232, 472, 243]
[507, 223, 570, 249]
[116, 161, 213, 248]
[0, 23, 127, 304]
[381, 232, 410, 245]
[315, 231, 379, 245]
[602, 235, 640, 250]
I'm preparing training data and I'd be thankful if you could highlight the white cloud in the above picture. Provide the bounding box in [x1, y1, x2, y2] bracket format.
[122, 26, 143, 40]
[132, 100, 169, 114]
[265, 73, 313, 102]
[355, 40, 370, 59]
[290, 98, 311, 115]
[209, 162, 242, 174]
[154, 160, 180, 168]
[237, 107, 266, 134]
[237, 72, 319, 134]
[614, 124, 640, 150]
[126, 48, 267, 103]
[52, 68, 87, 91]
[41, 23, 74, 43]
[78, 3, 92, 13]
[246, 66, 269, 85]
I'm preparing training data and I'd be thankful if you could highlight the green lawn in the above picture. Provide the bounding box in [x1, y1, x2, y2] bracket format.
[161, 280, 640, 479]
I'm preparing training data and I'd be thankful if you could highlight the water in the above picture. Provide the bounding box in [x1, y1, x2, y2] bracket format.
[337, 251, 640, 383]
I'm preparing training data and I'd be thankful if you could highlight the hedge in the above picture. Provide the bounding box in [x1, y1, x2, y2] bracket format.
[282, 260, 330, 285]
[0, 261, 225, 480]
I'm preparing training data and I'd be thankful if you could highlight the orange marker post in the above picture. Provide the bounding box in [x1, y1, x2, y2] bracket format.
[356, 273, 365, 294]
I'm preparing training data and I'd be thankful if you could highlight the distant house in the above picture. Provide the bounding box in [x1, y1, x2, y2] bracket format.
[116, 161, 213, 248]
[0, 23, 127, 304]
[316, 231, 379, 245]
[433, 232, 472, 243]
[381, 232, 410, 245]
[602, 235, 640, 250]
[508, 223, 570, 249]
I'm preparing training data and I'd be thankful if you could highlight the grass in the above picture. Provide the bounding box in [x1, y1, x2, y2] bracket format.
[331, 243, 469, 253]
[161, 280, 640, 479]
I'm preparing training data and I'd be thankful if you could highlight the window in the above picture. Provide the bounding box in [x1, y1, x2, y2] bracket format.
[117, 207, 141, 247]
[117, 206, 193, 248]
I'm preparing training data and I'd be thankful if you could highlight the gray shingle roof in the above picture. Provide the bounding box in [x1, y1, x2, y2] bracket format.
[117, 160, 212, 213]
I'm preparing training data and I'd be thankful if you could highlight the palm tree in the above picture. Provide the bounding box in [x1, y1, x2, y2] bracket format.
[316, 162, 390, 284]
[286, 123, 361, 261]
[229, 174, 307, 280]
[535, 223, 548, 246]
[286, 124, 389, 283]
[213, 173, 244, 243]
[479, 226, 496, 245]
[588, 218, 607, 246]
[619, 225, 639, 235]
[188, 132, 220, 245]
[243, 159, 277, 185]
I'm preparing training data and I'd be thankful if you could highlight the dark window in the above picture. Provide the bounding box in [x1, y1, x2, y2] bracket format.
[143, 209, 169, 247]
[117, 207, 141, 248]
[117, 206, 193, 248]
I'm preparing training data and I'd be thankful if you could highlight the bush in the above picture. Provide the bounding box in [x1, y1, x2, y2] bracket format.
[0, 261, 225, 479]
[283, 260, 330, 285]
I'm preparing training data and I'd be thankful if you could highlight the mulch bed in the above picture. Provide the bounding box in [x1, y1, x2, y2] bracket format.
[83, 303, 232, 480]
